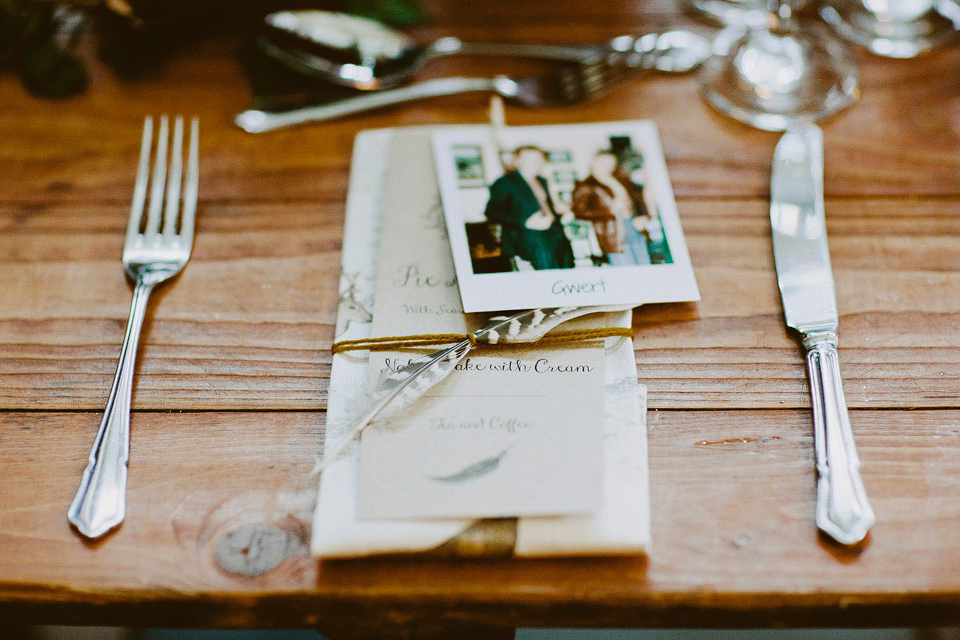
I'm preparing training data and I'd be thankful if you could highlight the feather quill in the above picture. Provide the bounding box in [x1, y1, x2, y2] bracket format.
[429, 447, 511, 483]
[314, 304, 632, 473]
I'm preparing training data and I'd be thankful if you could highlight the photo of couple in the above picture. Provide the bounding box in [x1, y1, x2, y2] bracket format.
[468, 138, 671, 274]
[433, 122, 698, 313]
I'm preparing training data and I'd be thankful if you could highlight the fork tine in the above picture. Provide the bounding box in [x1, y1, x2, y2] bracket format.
[126, 116, 153, 247]
[144, 114, 169, 241]
[162, 116, 184, 239]
[179, 117, 199, 244]
[571, 56, 634, 102]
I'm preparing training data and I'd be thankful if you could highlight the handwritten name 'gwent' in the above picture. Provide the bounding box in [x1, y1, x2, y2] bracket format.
[551, 278, 608, 296]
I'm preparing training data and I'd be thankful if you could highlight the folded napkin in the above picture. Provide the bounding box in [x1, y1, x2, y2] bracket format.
[311, 127, 651, 557]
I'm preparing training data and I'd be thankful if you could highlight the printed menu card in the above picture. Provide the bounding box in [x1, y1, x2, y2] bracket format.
[356, 133, 606, 521]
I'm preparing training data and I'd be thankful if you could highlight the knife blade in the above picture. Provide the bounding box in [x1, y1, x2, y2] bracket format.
[770, 124, 874, 545]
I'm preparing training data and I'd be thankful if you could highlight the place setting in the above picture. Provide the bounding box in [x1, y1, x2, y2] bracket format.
[63, 0, 959, 551]
[229, 1, 901, 554]
[12, 0, 960, 633]
[227, 8, 711, 558]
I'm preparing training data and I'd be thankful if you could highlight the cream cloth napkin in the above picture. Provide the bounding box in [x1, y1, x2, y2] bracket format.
[311, 127, 651, 558]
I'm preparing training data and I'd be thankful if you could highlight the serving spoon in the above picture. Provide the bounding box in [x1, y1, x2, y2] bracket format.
[236, 30, 710, 132]
[257, 10, 709, 90]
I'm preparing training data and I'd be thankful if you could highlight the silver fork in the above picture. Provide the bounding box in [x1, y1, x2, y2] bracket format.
[68, 115, 199, 539]
[235, 30, 709, 133]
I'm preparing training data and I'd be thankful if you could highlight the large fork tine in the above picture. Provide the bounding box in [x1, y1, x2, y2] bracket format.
[179, 117, 199, 244]
[126, 116, 153, 249]
[162, 116, 184, 239]
[144, 115, 169, 242]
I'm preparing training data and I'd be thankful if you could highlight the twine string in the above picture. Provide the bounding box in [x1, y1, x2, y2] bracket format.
[331, 327, 633, 355]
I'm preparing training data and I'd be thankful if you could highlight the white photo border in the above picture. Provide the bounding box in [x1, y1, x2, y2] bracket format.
[432, 121, 700, 313]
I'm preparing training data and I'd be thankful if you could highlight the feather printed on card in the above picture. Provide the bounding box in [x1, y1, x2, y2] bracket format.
[430, 447, 511, 483]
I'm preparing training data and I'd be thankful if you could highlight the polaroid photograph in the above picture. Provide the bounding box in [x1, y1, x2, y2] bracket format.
[432, 121, 700, 313]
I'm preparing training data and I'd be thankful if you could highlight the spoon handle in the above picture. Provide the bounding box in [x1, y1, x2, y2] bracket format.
[236, 77, 496, 133]
[429, 36, 603, 62]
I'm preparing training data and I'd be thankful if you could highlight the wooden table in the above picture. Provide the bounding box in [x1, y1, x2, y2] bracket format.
[2, 1, 960, 638]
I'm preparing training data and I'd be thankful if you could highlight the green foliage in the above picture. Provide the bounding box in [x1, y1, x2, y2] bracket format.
[0, 1, 89, 98]
[1, 0, 425, 96]
[343, 0, 427, 25]
[18, 27, 89, 97]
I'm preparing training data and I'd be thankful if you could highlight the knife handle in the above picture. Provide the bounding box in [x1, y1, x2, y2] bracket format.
[803, 331, 875, 545]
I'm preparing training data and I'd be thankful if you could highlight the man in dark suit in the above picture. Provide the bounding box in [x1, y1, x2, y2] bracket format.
[484, 146, 575, 271]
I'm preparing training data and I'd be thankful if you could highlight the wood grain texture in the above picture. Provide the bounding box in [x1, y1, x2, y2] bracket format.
[3, 410, 960, 631]
[1, 197, 956, 410]
[1, 0, 960, 634]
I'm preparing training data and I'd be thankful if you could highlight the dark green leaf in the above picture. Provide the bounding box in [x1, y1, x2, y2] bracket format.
[18, 34, 88, 98]
[236, 38, 365, 111]
[0, 3, 43, 66]
[339, 0, 427, 26]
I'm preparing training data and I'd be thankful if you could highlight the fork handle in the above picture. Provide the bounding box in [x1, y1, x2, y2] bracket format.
[68, 280, 155, 539]
[803, 331, 875, 545]
[235, 77, 497, 133]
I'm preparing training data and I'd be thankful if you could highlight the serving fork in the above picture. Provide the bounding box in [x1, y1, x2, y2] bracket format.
[68, 115, 199, 539]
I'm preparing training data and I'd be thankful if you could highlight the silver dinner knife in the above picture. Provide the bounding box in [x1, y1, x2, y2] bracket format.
[770, 124, 875, 545]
